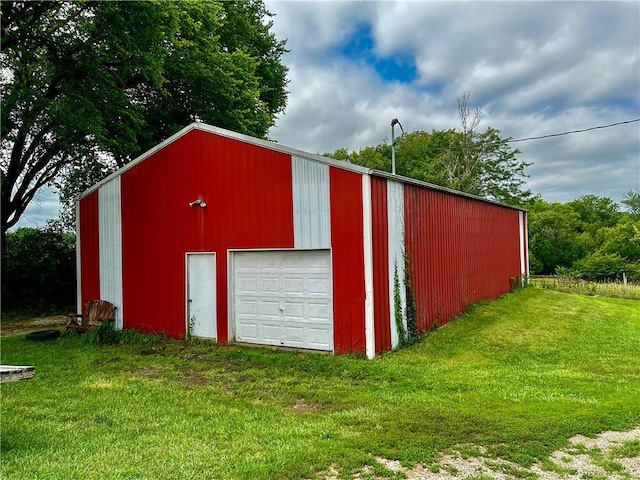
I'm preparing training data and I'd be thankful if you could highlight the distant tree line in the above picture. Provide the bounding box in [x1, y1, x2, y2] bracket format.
[527, 192, 640, 281]
[2, 225, 76, 314]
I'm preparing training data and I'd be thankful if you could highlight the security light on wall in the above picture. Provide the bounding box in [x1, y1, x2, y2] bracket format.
[189, 199, 207, 208]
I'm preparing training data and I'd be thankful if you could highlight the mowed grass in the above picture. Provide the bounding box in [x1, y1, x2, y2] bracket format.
[1, 288, 639, 479]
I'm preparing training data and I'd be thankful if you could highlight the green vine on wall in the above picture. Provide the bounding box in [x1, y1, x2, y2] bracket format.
[403, 252, 420, 345]
[393, 260, 407, 346]
[393, 252, 421, 348]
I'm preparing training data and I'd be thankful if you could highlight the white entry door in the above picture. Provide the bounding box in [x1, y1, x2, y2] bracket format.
[232, 250, 333, 351]
[187, 253, 217, 339]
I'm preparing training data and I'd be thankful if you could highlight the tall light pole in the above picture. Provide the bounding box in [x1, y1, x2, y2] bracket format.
[391, 118, 405, 175]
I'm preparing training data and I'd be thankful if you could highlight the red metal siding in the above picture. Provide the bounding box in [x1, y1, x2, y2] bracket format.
[120, 129, 294, 339]
[404, 185, 521, 333]
[330, 167, 366, 355]
[370, 177, 391, 354]
[79, 191, 101, 306]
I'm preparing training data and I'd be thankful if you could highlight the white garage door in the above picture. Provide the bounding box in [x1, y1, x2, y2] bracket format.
[232, 250, 333, 351]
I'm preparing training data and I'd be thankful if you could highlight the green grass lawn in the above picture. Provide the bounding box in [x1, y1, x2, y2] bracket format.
[2, 288, 639, 479]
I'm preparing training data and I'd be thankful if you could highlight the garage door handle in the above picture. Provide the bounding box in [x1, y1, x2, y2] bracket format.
[279, 306, 284, 312]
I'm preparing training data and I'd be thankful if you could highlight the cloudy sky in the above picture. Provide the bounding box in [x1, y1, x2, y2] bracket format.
[15, 0, 640, 229]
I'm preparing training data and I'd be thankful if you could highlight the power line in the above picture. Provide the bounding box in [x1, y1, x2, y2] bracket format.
[508, 118, 640, 143]
[332, 118, 640, 160]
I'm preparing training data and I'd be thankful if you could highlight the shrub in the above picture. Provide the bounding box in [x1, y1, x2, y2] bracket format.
[571, 252, 625, 281]
[79, 323, 167, 345]
[624, 263, 640, 282]
[2, 226, 76, 314]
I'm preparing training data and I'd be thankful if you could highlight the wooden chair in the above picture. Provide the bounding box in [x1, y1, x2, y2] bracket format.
[67, 300, 116, 333]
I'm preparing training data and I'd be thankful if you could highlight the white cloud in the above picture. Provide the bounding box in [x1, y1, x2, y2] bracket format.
[267, 0, 640, 203]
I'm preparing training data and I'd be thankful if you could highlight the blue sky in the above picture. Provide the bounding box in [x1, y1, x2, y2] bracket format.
[14, 0, 640, 229]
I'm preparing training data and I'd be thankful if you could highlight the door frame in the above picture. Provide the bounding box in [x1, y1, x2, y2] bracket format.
[185, 252, 217, 339]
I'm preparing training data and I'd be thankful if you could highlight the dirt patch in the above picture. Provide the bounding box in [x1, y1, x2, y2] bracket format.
[1, 315, 68, 338]
[130, 365, 165, 380]
[91, 357, 123, 367]
[175, 365, 210, 389]
[292, 400, 318, 413]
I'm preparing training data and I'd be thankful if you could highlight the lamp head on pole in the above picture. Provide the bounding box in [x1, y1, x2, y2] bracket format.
[391, 118, 405, 137]
[391, 118, 405, 176]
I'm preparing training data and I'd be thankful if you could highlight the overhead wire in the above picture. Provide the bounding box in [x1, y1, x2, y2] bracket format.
[508, 118, 640, 143]
[332, 118, 640, 160]
[378, 118, 640, 155]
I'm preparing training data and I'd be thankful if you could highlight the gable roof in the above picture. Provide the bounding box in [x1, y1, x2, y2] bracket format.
[78, 122, 525, 212]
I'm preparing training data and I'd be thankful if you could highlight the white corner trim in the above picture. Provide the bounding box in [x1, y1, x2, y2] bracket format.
[519, 211, 526, 277]
[75, 201, 82, 315]
[362, 175, 375, 359]
[524, 211, 530, 277]
[387, 180, 405, 350]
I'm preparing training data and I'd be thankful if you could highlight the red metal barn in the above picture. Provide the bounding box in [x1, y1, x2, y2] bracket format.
[76, 123, 529, 358]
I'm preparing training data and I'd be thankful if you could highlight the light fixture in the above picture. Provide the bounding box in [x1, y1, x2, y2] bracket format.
[391, 118, 405, 175]
[189, 199, 207, 208]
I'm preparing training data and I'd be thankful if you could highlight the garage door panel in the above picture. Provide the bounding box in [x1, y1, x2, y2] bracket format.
[238, 299, 258, 316]
[307, 328, 332, 350]
[261, 277, 280, 294]
[263, 323, 280, 337]
[233, 250, 333, 351]
[284, 301, 304, 319]
[308, 255, 330, 269]
[239, 322, 258, 340]
[283, 254, 304, 269]
[283, 277, 304, 294]
[284, 325, 304, 342]
[309, 302, 331, 320]
[309, 278, 330, 295]
[260, 300, 281, 317]
[237, 277, 258, 294]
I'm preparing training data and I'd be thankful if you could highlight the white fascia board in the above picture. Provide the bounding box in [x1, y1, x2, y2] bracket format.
[77, 122, 371, 202]
[194, 123, 372, 175]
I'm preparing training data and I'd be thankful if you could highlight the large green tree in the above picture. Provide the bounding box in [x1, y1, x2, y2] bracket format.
[567, 194, 621, 236]
[527, 199, 592, 274]
[326, 128, 531, 206]
[325, 93, 532, 206]
[0, 0, 288, 239]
